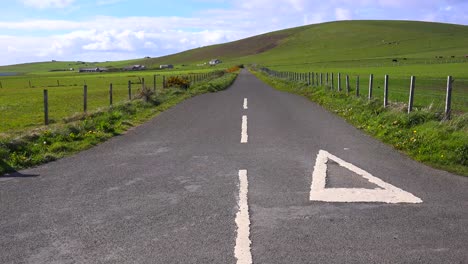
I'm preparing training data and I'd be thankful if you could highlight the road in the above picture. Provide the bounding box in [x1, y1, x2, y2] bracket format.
[1, 70, 467, 263]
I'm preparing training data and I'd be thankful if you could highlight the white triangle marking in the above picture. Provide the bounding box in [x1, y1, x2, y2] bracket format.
[310, 150, 422, 204]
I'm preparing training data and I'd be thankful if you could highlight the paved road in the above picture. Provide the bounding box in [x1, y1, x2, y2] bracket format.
[1, 70, 467, 263]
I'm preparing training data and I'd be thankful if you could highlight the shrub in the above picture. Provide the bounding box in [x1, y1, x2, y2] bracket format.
[226, 66, 241, 73]
[166, 76, 190, 89]
[135, 85, 154, 102]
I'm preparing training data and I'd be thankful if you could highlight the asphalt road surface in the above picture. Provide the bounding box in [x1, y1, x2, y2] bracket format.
[1, 70, 467, 263]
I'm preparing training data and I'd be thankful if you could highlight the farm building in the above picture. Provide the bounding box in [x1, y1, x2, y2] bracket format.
[160, 64, 174, 69]
[123, 65, 146, 71]
[209, 59, 221, 65]
[79, 67, 109, 73]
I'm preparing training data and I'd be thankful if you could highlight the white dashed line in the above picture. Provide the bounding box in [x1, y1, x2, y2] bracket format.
[241, 115, 248, 143]
[243, 98, 248, 109]
[235, 169, 253, 264]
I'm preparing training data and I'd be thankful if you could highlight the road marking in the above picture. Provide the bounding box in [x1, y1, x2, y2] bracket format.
[243, 98, 248, 109]
[235, 169, 253, 264]
[241, 115, 248, 143]
[310, 150, 422, 204]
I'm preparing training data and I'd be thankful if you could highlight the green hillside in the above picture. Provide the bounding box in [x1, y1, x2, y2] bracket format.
[1, 20, 468, 73]
[142, 20, 468, 68]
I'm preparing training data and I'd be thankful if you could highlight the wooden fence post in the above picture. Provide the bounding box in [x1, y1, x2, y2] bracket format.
[163, 76, 166, 88]
[346, 75, 350, 94]
[57, 80, 60, 87]
[331, 73, 334, 90]
[408, 76, 415, 113]
[43, 89, 49, 125]
[320, 73, 323, 86]
[316, 73, 319, 86]
[338, 73, 341, 91]
[444, 76, 453, 120]
[109, 83, 113, 106]
[153, 75, 156, 92]
[83, 85, 88, 113]
[326, 73, 329, 87]
[368, 74, 373, 100]
[128, 80, 132, 100]
[356, 76, 360, 97]
[384, 75, 389, 107]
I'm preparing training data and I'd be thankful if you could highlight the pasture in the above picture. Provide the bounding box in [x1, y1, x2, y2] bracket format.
[0, 68, 221, 133]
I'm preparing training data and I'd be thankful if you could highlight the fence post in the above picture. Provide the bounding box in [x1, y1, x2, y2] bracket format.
[128, 80, 132, 100]
[57, 80, 60, 87]
[338, 73, 341, 91]
[43, 89, 49, 125]
[0, 81, 2, 88]
[384, 75, 389, 107]
[109, 83, 113, 106]
[346, 75, 350, 94]
[153, 74, 156, 92]
[444, 76, 453, 120]
[368, 74, 373, 100]
[326, 73, 329, 87]
[331, 73, 334, 90]
[408, 76, 415, 113]
[320, 73, 323, 86]
[356, 76, 360, 97]
[163, 76, 166, 88]
[316, 73, 319, 86]
[83, 85, 88, 113]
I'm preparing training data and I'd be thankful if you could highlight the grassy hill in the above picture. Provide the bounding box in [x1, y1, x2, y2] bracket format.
[143, 20, 468, 69]
[1, 20, 468, 73]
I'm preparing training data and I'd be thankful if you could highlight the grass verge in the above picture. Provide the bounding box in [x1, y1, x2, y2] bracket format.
[252, 70, 468, 176]
[0, 72, 238, 175]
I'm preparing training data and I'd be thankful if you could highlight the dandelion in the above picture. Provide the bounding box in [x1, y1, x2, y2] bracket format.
[413, 130, 417, 134]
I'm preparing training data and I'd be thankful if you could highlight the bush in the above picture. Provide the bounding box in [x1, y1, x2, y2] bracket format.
[166, 76, 190, 89]
[135, 85, 154, 102]
[226, 66, 241, 73]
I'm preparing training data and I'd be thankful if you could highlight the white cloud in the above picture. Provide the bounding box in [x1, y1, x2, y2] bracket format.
[20, 0, 75, 9]
[335, 8, 352, 20]
[2, 0, 468, 65]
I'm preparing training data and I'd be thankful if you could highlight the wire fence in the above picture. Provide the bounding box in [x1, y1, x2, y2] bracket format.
[0, 71, 221, 133]
[258, 67, 467, 118]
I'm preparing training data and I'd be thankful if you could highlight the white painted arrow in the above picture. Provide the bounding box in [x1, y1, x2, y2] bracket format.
[310, 150, 422, 204]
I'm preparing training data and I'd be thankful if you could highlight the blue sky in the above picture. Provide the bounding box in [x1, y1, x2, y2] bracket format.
[1, 0, 467, 66]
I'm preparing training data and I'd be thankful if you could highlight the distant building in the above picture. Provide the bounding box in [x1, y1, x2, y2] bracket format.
[78, 67, 108, 73]
[123, 65, 146, 71]
[209, 59, 221, 65]
[160, 64, 174, 69]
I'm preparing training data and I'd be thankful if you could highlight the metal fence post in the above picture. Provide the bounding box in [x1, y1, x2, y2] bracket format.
[368, 74, 373, 100]
[444, 76, 453, 120]
[408, 76, 415, 113]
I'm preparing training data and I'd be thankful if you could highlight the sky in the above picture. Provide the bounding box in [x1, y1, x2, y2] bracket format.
[0, 0, 467, 66]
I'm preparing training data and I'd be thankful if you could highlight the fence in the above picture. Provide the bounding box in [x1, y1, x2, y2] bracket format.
[0, 71, 222, 132]
[258, 67, 468, 119]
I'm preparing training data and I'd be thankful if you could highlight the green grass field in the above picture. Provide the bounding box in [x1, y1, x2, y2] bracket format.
[0, 68, 225, 133]
[1, 20, 467, 134]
